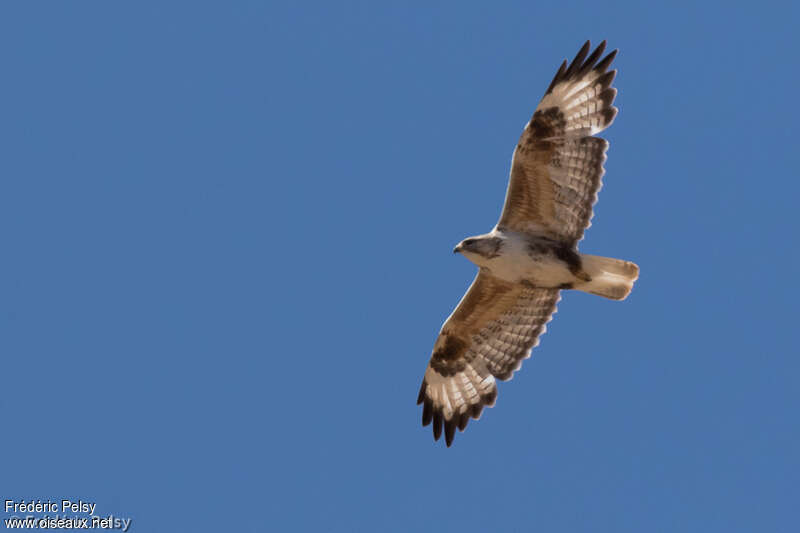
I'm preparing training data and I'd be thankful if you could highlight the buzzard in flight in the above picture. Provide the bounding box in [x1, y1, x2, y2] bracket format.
[417, 41, 639, 446]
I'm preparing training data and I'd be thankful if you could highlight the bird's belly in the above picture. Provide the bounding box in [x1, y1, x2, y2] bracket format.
[486, 249, 574, 287]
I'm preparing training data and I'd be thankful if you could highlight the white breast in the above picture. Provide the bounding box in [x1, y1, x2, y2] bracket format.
[484, 231, 574, 286]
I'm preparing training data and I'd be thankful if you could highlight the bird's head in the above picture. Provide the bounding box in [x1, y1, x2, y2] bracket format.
[453, 235, 503, 265]
[453, 237, 477, 255]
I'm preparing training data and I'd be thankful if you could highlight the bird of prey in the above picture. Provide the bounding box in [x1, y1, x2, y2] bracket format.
[417, 41, 639, 447]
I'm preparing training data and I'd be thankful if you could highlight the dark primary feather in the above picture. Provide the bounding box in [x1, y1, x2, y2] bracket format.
[546, 40, 617, 96]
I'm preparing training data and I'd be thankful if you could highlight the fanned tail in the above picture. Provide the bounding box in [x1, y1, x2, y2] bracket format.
[578, 254, 639, 300]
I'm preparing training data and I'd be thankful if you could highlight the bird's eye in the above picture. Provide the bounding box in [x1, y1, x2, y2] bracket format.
[464, 239, 474, 246]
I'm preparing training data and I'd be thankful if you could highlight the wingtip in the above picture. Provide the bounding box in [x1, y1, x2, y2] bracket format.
[444, 419, 457, 447]
[421, 398, 433, 426]
[545, 59, 568, 94]
[432, 411, 443, 441]
[595, 48, 618, 73]
[564, 41, 591, 77]
[458, 412, 470, 431]
[416, 381, 426, 405]
[550, 41, 617, 90]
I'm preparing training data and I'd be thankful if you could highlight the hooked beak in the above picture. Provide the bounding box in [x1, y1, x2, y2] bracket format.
[453, 244, 462, 254]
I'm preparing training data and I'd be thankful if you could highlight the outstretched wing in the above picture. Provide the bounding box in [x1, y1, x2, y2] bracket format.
[417, 271, 560, 446]
[498, 40, 618, 245]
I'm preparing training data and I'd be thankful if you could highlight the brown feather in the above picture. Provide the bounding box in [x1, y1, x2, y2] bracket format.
[497, 40, 618, 244]
[418, 271, 560, 446]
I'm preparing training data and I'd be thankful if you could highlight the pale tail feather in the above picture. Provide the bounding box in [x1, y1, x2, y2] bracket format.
[578, 254, 639, 300]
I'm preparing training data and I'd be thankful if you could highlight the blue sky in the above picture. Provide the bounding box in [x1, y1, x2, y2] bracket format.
[2, 1, 798, 532]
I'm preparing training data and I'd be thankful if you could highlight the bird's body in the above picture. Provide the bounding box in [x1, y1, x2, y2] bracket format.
[417, 41, 640, 447]
[457, 228, 638, 297]
[458, 228, 579, 287]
